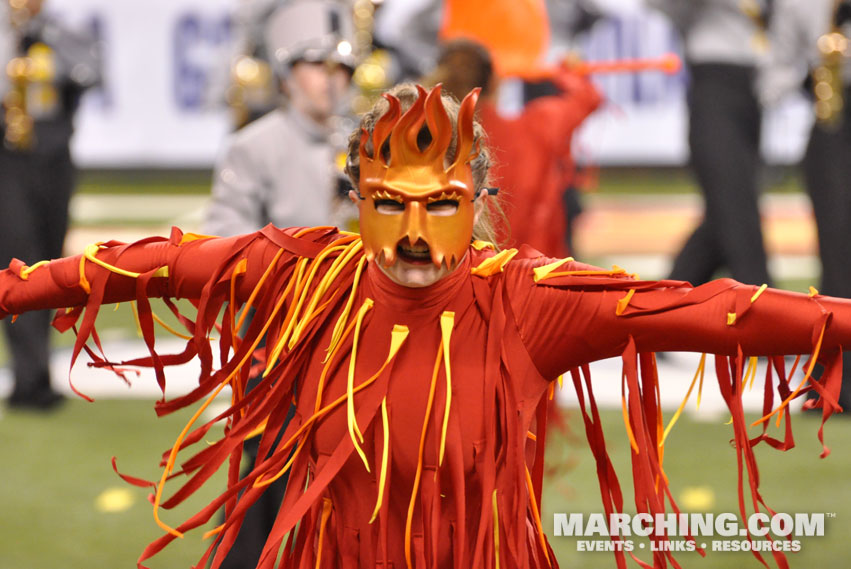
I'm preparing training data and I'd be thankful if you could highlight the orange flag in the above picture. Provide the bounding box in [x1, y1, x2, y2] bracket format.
[439, 0, 550, 77]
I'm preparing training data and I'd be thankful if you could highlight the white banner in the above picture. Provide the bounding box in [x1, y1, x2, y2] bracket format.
[44, 1, 810, 167]
[50, 0, 234, 167]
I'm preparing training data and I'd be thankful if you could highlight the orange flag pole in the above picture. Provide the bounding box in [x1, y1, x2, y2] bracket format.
[571, 53, 682, 75]
[522, 53, 682, 81]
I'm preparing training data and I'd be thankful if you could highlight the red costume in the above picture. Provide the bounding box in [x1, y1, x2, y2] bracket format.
[0, 86, 844, 569]
[0, 227, 846, 569]
[480, 70, 602, 257]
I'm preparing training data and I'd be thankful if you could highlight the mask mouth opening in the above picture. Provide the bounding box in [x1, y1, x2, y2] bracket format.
[396, 238, 432, 265]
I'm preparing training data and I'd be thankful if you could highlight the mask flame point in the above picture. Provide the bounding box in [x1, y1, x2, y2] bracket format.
[357, 84, 481, 271]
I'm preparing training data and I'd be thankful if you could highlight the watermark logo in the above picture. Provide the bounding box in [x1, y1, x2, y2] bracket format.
[553, 512, 831, 553]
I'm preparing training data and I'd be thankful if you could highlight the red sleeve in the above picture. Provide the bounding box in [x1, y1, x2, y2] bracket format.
[504, 257, 851, 380]
[0, 225, 336, 318]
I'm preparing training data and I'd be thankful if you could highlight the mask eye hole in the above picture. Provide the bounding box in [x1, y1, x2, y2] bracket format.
[374, 199, 405, 215]
[425, 199, 459, 216]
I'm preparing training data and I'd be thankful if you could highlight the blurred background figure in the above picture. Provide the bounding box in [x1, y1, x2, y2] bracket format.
[648, 0, 774, 287]
[226, 0, 384, 127]
[428, 0, 606, 258]
[204, 0, 357, 239]
[522, 0, 606, 257]
[203, 2, 355, 566]
[0, 0, 101, 410]
[429, 38, 602, 257]
[225, 0, 283, 127]
[760, 0, 851, 409]
[372, 0, 440, 82]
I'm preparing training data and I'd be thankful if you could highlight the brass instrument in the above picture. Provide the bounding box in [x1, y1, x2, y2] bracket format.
[740, 0, 772, 52]
[226, 54, 274, 128]
[350, 0, 391, 114]
[3, 0, 36, 150]
[813, 0, 849, 129]
[4, 54, 33, 149]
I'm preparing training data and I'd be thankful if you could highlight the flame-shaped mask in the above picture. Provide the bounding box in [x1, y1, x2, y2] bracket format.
[357, 84, 481, 270]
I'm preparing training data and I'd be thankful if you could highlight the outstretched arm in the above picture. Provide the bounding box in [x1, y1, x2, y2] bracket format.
[0, 226, 334, 319]
[506, 257, 851, 380]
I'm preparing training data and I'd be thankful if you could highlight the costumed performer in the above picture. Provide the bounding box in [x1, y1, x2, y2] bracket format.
[0, 83, 847, 569]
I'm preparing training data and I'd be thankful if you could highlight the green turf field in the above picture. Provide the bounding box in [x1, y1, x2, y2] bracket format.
[2, 168, 841, 568]
[2, 401, 847, 568]
[542, 408, 851, 568]
[1, 399, 227, 569]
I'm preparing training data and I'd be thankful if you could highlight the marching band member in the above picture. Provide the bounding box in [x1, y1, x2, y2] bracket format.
[760, 0, 851, 410]
[648, 0, 774, 287]
[0, 0, 100, 410]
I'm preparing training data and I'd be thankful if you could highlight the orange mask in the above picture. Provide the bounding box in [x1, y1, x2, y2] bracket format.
[356, 84, 481, 270]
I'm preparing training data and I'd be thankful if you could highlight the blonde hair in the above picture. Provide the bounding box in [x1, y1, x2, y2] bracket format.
[345, 83, 508, 248]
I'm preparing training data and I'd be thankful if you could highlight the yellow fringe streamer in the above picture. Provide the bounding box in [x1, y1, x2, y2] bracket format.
[531, 257, 577, 281]
[525, 467, 552, 567]
[326, 255, 369, 361]
[130, 301, 144, 338]
[152, 312, 193, 340]
[536, 264, 634, 282]
[263, 258, 310, 376]
[128, 299, 193, 341]
[347, 299, 375, 471]
[438, 311, 455, 466]
[727, 284, 769, 327]
[177, 232, 216, 245]
[234, 249, 285, 332]
[279, 245, 349, 351]
[742, 356, 758, 391]
[405, 342, 445, 569]
[315, 498, 333, 569]
[750, 283, 768, 303]
[289, 238, 362, 348]
[662, 353, 706, 445]
[228, 258, 249, 344]
[470, 248, 518, 277]
[19, 260, 49, 279]
[153, 370, 233, 537]
[254, 325, 408, 489]
[83, 243, 169, 280]
[493, 489, 501, 569]
[78, 255, 91, 293]
[615, 289, 636, 316]
[753, 320, 827, 427]
[370, 397, 391, 523]
[621, 370, 639, 454]
[262, 234, 360, 370]
[471, 240, 495, 251]
[151, 275, 297, 536]
[202, 523, 224, 540]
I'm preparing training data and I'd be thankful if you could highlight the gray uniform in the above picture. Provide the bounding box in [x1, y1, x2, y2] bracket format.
[759, 0, 851, 104]
[649, 0, 773, 287]
[649, 0, 767, 65]
[204, 106, 353, 237]
[762, 0, 851, 410]
[0, 8, 101, 409]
